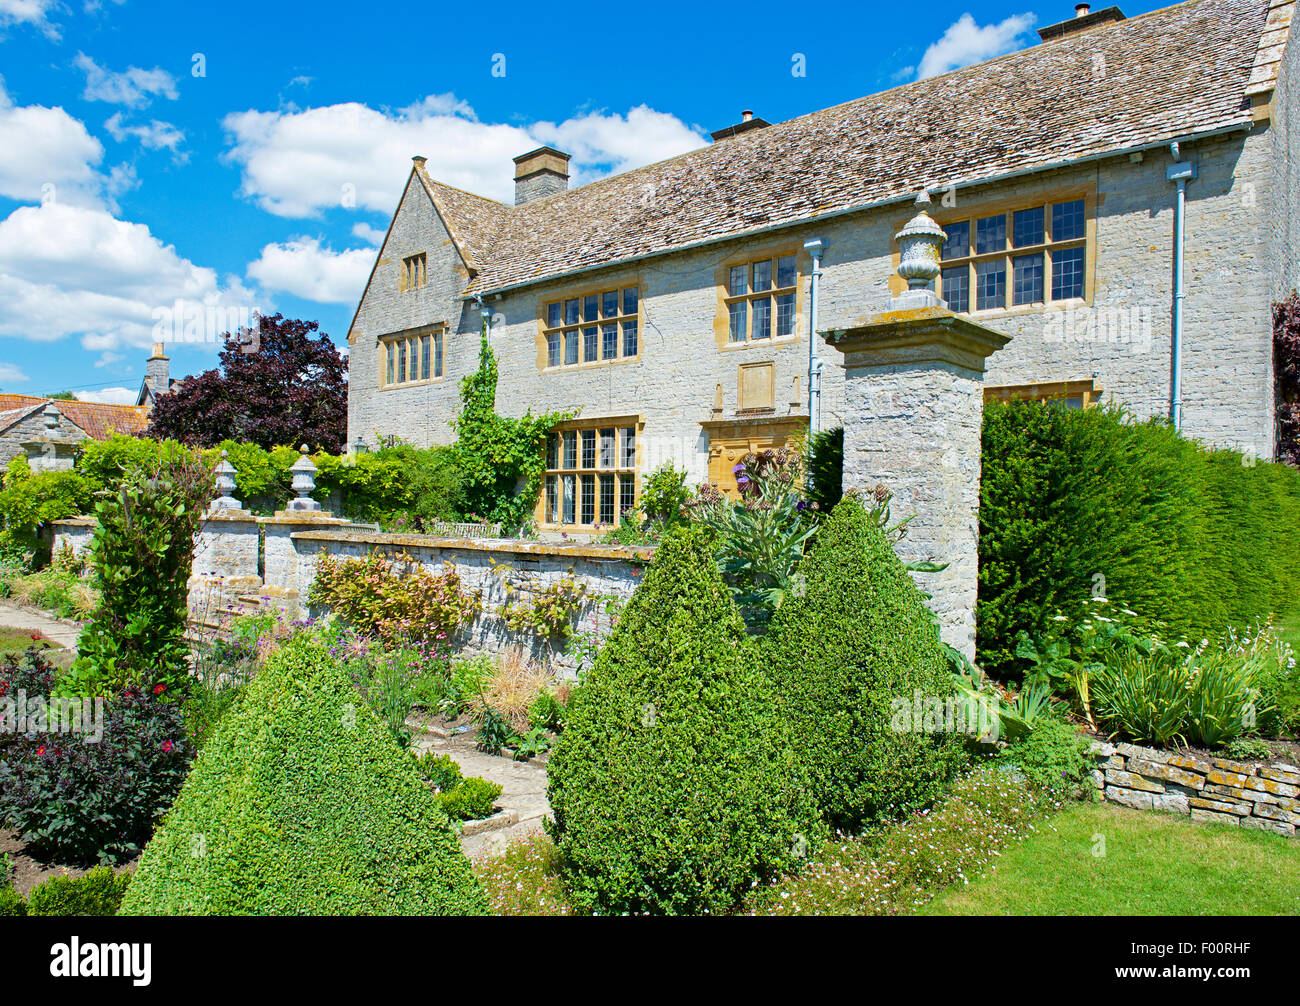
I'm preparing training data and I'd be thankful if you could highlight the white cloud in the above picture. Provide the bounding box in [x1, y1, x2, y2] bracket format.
[0, 0, 60, 38]
[532, 106, 707, 187]
[105, 111, 187, 158]
[0, 361, 29, 384]
[0, 201, 259, 355]
[916, 13, 1037, 79]
[222, 94, 707, 216]
[74, 386, 137, 404]
[0, 80, 108, 206]
[246, 237, 374, 304]
[351, 221, 386, 246]
[74, 52, 179, 108]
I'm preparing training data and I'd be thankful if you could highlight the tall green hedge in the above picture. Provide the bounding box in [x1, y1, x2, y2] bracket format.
[979, 402, 1300, 676]
[546, 526, 820, 916]
[120, 635, 485, 916]
[762, 496, 966, 831]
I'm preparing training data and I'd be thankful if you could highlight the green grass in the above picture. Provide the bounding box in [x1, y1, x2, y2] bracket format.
[0, 627, 48, 659]
[1278, 612, 1300, 654]
[921, 802, 1300, 916]
[0, 626, 73, 668]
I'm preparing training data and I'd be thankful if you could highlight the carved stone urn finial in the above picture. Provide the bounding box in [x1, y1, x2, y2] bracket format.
[894, 189, 948, 293]
[210, 449, 243, 512]
[287, 445, 322, 512]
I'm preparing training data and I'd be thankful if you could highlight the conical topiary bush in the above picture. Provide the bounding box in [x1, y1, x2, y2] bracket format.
[119, 635, 486, 916]
[763, 494, 966, 831]
[546, 525, 820, 916]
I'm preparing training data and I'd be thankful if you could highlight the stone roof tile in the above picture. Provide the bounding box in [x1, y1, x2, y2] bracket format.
[418, 0, 1272, 297]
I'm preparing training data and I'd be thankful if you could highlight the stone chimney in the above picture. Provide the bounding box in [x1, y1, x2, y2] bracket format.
[146, 341, 170, 396]
[710, 109, 772, 142]
[513, 147, 571, 205]
[1037, 4, 1125, 42]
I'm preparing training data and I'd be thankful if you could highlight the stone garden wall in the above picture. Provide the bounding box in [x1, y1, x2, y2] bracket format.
[48, 517, 96, 560]
[50, 513, 650, 677]
[288, 528, 651, 676]
[1090, 740, 1300, 838]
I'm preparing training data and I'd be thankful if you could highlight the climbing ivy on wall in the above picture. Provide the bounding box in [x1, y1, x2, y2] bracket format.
[453, 329, 573, 532]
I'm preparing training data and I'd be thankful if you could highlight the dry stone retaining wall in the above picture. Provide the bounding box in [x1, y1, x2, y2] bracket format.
[1090, 740, 1300, 838]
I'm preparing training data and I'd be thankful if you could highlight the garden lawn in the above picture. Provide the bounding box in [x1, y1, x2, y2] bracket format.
[921, 802, 1300, 916]
[0, 627, 72, 668]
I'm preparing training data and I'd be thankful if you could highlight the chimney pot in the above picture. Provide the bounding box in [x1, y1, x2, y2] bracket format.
[512, 146, 571, 205]
[1038, 4, 1124, 42]
[709, 110, 772, 142]
[412, 154, 427, 167]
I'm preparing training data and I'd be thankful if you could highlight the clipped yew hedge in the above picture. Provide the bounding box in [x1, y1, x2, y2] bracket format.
[120, 635, 485, 916]
[979, 402, 1300, 676]
[763, 496, 966, 831]
[546, 526, 820, 916]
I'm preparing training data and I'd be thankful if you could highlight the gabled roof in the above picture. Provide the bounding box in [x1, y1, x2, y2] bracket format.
[0, 394, 148, 440]
[405, 0, 1274, 299]
[416, 171, 508, 270]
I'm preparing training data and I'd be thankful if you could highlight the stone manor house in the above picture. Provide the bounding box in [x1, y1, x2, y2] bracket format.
[347, 0, 1300, 534]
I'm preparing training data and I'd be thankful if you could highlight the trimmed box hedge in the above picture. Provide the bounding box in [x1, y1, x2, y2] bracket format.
[120, 634, 485, 916]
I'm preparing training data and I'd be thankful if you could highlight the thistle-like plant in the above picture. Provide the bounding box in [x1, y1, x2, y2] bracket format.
[686, 448, 818, 626]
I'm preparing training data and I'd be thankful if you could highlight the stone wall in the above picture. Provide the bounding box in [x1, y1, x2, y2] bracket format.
[0, 411, 87, 468]
[287, 529, 651, 676]
[347, 170, 480, 449]
[1268, 1, 1300, 304]
[1090, 740, 1300, 838]
[48, 517, 96, 560]
[86, 503, 656, 676]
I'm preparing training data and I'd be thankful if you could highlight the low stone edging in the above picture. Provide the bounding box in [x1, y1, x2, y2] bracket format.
[1089, 740, 1300, 838]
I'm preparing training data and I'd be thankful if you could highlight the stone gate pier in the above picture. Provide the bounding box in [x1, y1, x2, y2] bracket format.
[821, 193, 1010, 659]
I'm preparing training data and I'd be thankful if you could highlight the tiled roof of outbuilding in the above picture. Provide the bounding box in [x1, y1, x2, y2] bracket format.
[0, 394, 148, 440]
[412, 0, 1274, 297]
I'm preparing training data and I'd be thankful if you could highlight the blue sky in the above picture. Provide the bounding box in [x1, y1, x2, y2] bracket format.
[0, 0, 1170, 402]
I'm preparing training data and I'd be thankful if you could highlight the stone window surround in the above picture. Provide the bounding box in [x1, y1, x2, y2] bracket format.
[722, 247, 800, 345]
[984, 378, 1103, 409]
[399, 251, 428, 293]
[891, 185, 1098, 318]
[379, 323, 446, 390]
[713, 242, 806, 352]
[535, 276, 642, 373]
[536, 413, 643, 531]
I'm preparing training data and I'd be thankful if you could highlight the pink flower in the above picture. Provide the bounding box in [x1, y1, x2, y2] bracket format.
[161, 739, 174, 753]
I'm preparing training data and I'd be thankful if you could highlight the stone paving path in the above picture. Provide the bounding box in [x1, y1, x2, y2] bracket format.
[411, 730, 551, 860]
[0, 601, 81, 652]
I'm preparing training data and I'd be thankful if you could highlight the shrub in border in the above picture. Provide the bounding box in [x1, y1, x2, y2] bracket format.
[763, 495, 967, 831]
[27, 867, 131, 916]
[547, 526, 820, 916]
[120, 635, 485, 916]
